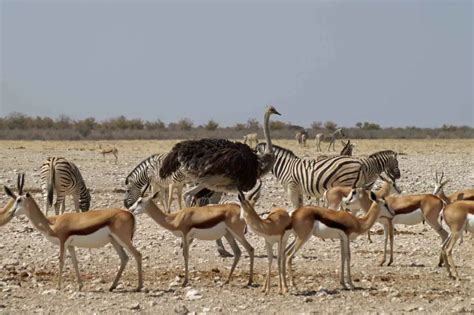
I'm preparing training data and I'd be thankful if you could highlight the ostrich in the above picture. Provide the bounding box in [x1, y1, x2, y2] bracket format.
[159, 106, 280, 204]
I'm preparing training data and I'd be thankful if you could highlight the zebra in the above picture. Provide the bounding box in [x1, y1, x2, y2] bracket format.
[295, 130, 308, 147]
[315, 128, 344, 152]
[40, 157, 91, 215]
[256, 143, 400, 209]
[340, 139, 354, 156]
[124, 153, 186, 212]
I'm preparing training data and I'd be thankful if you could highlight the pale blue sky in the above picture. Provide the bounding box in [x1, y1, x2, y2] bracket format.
[1, 0, 472, 127]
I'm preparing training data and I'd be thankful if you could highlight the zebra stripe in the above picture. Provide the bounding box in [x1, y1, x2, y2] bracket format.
[256, 144, 400, 208]
[124, 153, 185, 209]
[40, 157, 91, 215]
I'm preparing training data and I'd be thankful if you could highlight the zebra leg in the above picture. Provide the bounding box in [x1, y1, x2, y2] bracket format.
[288, 185, 302, 209]
[73, 195, 80, 213]
[54, 195, 64, 216]
[216, 238, 233, 258]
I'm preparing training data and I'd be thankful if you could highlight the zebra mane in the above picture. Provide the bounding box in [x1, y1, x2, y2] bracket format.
[256, 143, 298, 159]
[368, 150, 397, 158]
[125, 154, 160, 185]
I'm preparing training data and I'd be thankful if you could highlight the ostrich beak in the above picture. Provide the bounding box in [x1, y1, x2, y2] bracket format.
[269, 107, 281, 116]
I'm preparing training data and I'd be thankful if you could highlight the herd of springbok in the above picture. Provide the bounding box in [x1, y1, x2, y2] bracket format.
[0, 166, 472, 294]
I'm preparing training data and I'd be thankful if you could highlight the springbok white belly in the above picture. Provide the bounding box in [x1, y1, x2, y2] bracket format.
[65, 227, 111, 248]
[189, 222, 227, 240]
[313, 221, 343, 239]
[393, 209, 423, 225]
[466, 214, 474, 232]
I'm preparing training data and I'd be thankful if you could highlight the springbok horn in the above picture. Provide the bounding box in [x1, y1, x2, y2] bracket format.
[20, 173, 25, 195]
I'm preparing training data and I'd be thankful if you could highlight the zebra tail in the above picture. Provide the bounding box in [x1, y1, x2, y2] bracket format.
[47, 165, 55, 208]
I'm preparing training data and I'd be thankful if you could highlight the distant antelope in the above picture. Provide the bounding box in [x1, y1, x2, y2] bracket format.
[243, 133, 259, 148]
[99, 145, 118, 164]
[315, 128, 344, 151]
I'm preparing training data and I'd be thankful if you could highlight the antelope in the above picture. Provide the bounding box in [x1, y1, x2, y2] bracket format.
[99, 145, 119, 164]
[343, 188, 448, 266]
[433, 171, 474, 204]
[286, 192, 394, 290]
[440, 200, 474, 280]
[324, 176, 401, 242]
[4, 174, 143, 292]
[129, 185, 255, 287]
[237, 185, 292, 295]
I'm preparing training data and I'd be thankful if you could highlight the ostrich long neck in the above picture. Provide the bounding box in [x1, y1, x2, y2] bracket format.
[356, 202, 382, 233]
[25, 198, 56, 237]
[263, 111, 273, 154]
[145, 201, 176, 231]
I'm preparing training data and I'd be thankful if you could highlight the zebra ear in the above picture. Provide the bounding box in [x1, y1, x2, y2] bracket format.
[151, 191, 159, 200]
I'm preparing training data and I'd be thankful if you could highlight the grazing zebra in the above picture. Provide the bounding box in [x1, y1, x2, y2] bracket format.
[315, 128, 344, 152]
[340, 139, 354, 156]
[40, 157, 91, 215]
[124, 153, 185, 211]
[295, 130, 308, 147]
[256, 143, 400, 209]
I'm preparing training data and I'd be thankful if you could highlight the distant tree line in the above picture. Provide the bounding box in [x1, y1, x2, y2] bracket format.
[0, 112, 472, 140]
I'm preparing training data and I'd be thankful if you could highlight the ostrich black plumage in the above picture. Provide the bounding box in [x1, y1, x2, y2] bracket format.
[160, 106, 280, 204]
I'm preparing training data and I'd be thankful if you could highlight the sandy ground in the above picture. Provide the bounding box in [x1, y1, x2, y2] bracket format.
[0, 139, 473, 314]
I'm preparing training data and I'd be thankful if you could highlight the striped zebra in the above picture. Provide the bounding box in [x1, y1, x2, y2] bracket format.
[40, 157, 91, 215]
[124, 153, 185, 211]
[256, 144, 400, 209]
[315, 128, 344, 151]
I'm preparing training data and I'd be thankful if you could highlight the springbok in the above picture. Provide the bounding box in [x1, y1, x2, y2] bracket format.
[440, 200, 474, 280]
[286, 192, 394, 290]
[4, 174, 142, 292]
[237, 185, 292, 294]
[129, 185, 255, 287]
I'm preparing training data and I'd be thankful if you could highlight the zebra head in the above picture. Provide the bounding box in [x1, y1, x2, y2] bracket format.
[124, 181, 145, 209]
[79, 188, 91, 212]
[382, 151, 401, 182]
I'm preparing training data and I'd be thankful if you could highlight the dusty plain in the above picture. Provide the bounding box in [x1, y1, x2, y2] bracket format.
[0, 139, 473, 314]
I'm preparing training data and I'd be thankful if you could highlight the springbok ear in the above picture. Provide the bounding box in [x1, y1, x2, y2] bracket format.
[4, 186, 16, 199]
[369, 191, 377, 202]
[238, 191, 245, 203]
[457, 193, 464, 201]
